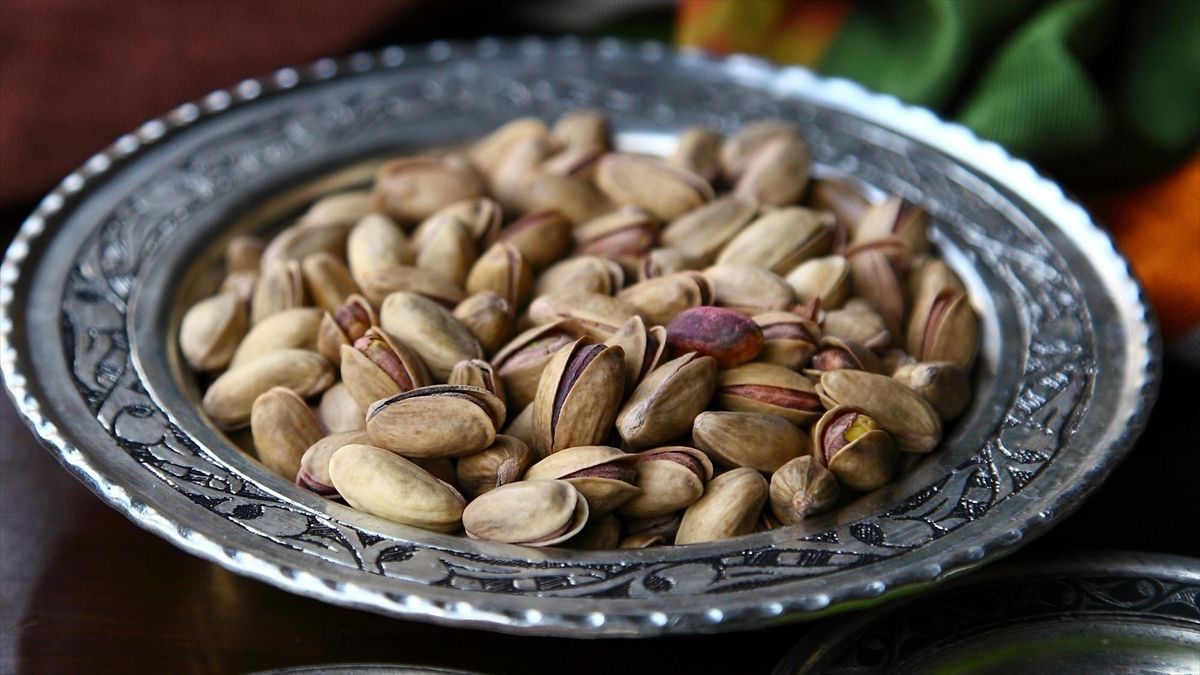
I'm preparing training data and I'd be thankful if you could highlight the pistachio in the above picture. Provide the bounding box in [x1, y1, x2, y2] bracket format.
[752, 312, 821, 370]
[465, 242, 533, 312]
[616, 353, 718, 448]
[448, 359, 507, 408]
[717, 207, 834, 274]
[769, 456, 839, 524]
[527, 291, 642, 341]
[296, 191, 373, 229]
[855, 195, 929, 253]
[415, 215, 477, 287]
[379, 292, 484, 381]
[539, 145, 605, 180]
[621, 512, 682, 542]
[503, 403, 536, 451]
[618, 446, 713, 518]
[340, 327, 431, 409]
[462, 479, 588, 546]
[808, 336, 884, 376]
[660, 195, 758, 260]
[594, 153, 714, 221]
[468, 117, 550, 174]
[453, 291, 513, 355]
[785, 255, 851, 309]
[225, 235, 265, 274]
[316, 295, 377, 366]
[693, 411, 809, 473]
[821, 303, 892, 352]
[301, 252, 360, 313]
[719, 120, 802, 182]
[568, 514, 622, 550]
[531, 337, 626, 456]
[847, 248, 907, 337]
[604, 316, 667, 396]
[713, 363, 824, 425]
[536, 256, 624, 297]
[355, 265, 463, 309]
[329, 443, 466, 533]
[297, 430, 369, 496]
[637, 247, 709, 282]
[893, 361, 972, 420]
[219, 271, 257, 305]
[260, 223, 350, 272]
[733, 137, 811, 206]
[346, 214, 415, 289]
[251, 260, 306, 325]
[317, 382, 366, 434]
[203, 349, 334, 429]
[495, 211, 573, 271]
[907, 263, 978, 367]
[373, 155, 485, 223]
[551, 110, 609, 150]
[525, 445, 639, 515]
[757, 510, 784, 532]
[675, 467, 769, 544]
[880, 347, 917, 376]
[456, 435, 533, 499]
[812, 405, 897, 491]
[665, 306, 763, 368]
[492, 319, 586, 411]
[411, 457, 459, 490]
[618, 272, 713, 327]
[573, 208, 659, 260]
[807, 177, 871, 239]
[704, 264, 796, 315]
[817, 370, 941, 454]
[667, 126, 722, 183]
[489, 135, 556, 211]
[417, 197, 504, 247]
[180, 292, 247, 371]
[516, 172, 613, 226]
[248, 386, 325, 480]
[366, 384, 505, 458]
[226, 307, 326, 371]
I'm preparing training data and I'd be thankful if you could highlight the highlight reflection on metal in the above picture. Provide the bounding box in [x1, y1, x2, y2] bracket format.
[0, 37, 1160, 636]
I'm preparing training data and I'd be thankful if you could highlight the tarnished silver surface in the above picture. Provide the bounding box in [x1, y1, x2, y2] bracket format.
[774, 552, 1200, 674]
[0, 37, 1160, 636]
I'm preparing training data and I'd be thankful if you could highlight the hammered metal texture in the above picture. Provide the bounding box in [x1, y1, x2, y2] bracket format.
[0, 38, 1160, 636]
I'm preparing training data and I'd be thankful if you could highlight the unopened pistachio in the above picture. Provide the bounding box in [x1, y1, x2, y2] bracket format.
[733, 137, 811, 207]
[251, 387, 325, 480]
[704, 264, 796, 315]
[456, 435, 533, 499]
[453, 291, 513, 355]
[301, 251, 360, 313]
[786, 255, 851, 309]
[595, 153, 714, 221]
[203, 349, 335, 429]
[676, 467, 769, 544]
[462, 479, 588, 546]
[373, 155, 485, 223]
[770, 456, 840, 524]
[536, 256, 624, 297]
[180, 292, 247, 371]
[329, 443, 466, 532]
[251, 260, 306, 325]
[380, 292, 484, 381]
[693, 411, 809, 473]
[667, 126, 722, 183]
[415, 215, 477, 287]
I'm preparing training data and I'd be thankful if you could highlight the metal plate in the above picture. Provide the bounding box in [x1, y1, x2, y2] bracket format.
[774, 552, 1200, 674]
[0, 37, 1160, 636]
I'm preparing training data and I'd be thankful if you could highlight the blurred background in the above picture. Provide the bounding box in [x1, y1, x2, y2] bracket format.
[1, 1, 1197, 674]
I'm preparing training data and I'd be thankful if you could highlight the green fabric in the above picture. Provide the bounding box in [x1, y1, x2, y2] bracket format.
[818, 0, 1200, 186]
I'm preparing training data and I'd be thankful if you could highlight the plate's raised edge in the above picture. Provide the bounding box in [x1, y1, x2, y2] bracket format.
[771, 551, 1200, 675]
[0, 36, 1163, 636]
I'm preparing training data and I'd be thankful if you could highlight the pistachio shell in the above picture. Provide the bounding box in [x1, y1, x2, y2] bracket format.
[317, 382, 366, 434]
[618, 533, 667, 549]
[713, 363, 824, 425]
[260, 223, 350, 272]
[692, 411, 809, 473]
[516, 173, 613, 226]
[616, 353, 718, 448]
[785, 255, 851, 309]
[769, 456, 839, 524]
[358, 264, 466, 309]
[229, 307, 324, 369]
[465, 242, 533, 311]
[251, 260, 306, 325]
[704, 264, 796, 315]
[752, 312, 821, 370]
[855, 195, 929, 253]
[893, 361, 972, 420]
[807, 178, 871, 238]
[491, 319, 586, 411]
[462, 479, 588, 546]
[551, 110, 609, 150]
[618, 446, 713, 518]
[732, 137, 811, 207]
[604, 316, 667, 396]
[531, 338, 626, 456]
[812, 405, 897, 491]
[808, 336, 885, 376]
[489, 136, 556, 211]
[421, 197, 504, 246]
[301, 251, 361, 313]
[448, 359, 507, 408]
[366, 384, 505, 458]
[297, 191, 373, 229]
[525, 445, 639, 515]
[527, 291, 642, 341]
[340, 328, 431, 409]
[316, 295, 377, 366]
[379, 292, 484, 381]
[224, 235, 264, 274]
[637, 247, 709, 282]
[453, 291, 513, 355]
[717, 207, 834, 274]
[250, 387, 325, 480]
[495, 211, 573, 271]
[594, 153, 714, 221]
[297, 430, 370, 496]
[415, 215, 477, 287]
[719, 120, 802, 182]
[180, 292, 247, 371]
[821, 304, 892, 352]
[203, 349, 335, 429]
[329, 444, 465, 533]
[847, 249, 907, 337]
[536, 256, 624, 297]
[568, 514, 622, 550]
[468, 117, 550, 174]
[503, 403, 536, 451]
[573, 208, 659, 260]
[346, 214, 414, 289]
[667, 126, 722, 183]
[818, 370, 941, 454]
[372, 155, 485, 223]
[675, 467, 769, 544]
[455, 435, 533, 499]
[660, 195, 758, 260]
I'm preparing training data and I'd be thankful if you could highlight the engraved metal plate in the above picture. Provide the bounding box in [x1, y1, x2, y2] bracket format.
[0, 38, 1160, 636]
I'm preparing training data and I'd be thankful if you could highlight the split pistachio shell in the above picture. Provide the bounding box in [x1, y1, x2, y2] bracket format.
[752, 312, 821, 370]
[809, 336, 885, 376]
[316, 295, 377, 366]
[604, 316, 667, 396]
[531, 337, 626, 456]
[848, 248, 907, 337]
[456, 435, 533, 499]
[732, 137, 811, 207]
[704, 264, 796, 315]
[180, 292, 247, 371]
[379, 292, 484, 381]
[719, 120, 802, 182]
[346, 214, 414, 288]
[251, 260, 306, 325]
[448, 359, 507, 408]
[717, 207, 834, 274]
[340, 327, 431, 409]
[495, 211, 574, 271]
[230, 307, 324, 368]
[329, 444, 466, 533]
[594, 153, 714, 221]
[786, 255, 851, 309]
[692, 411, 809, 473]
[818, 370, 941, 454]
[491, 319, 586, 411]
[525, 445, 639, 515]
[637, 247, 709, 282]
[453, 291, 513, 355]
[422, 197, 504, 246]
[675, 467, 769, 545]
[617, 272, 713, 326]
[573, 208, 659, 261]
[661, 195, 758, 260]
[616, 353, 718, 448]
[713, 363, 824, 425]
[366, 384, 505, 458]
[203, 349, 335, 429]
[822, 304, 892, 352]
[807, 178, 871, 237]
[907, 283, 978, 368]
[667, 126, 722, 183]
[297, 191, 373, 229]
[358, 264, 466, 309]
[813, 405, 897, 492]
[527, 291, 642, 341]
[373, 155, 485, 223]
[301, 251, 360, 313]
[297, 430, 369, 495]
[516, 172, 613, 226]
[893, 361, 972, 420]
[468, 117, 550, 174]
[618, 446, 713, 518]
[317, 382, 366, 434]
[415, 215, 477, 287]
[260, 223, 350, 272]
[250, 387, 325, 480]
[770, 456, 840, 524]
[465, 242, 533, 311]
[462, 479, 588, 546]
[855, 195, 929, 253]
[536, 256, 624, 297]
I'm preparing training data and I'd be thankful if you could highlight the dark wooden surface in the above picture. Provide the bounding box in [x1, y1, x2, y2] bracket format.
[2, 299, 1196, 675]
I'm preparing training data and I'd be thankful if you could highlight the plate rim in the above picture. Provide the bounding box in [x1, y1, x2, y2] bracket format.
[0, 36, 1163, 636]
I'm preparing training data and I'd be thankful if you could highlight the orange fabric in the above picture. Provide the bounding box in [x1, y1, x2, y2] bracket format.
[676, 0, 849, 67]
[1096, 155, 1200, 339]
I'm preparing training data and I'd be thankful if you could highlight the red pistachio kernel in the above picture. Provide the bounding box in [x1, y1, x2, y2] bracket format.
[719, 384, 823, 411]
[665, 306, 764, 368]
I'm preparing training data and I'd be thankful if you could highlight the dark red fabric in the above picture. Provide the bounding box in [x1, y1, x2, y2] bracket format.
[0, 0, 416, 207]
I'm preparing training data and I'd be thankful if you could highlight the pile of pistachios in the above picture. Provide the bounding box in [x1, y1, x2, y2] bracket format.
[181, 113, 978, 549]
